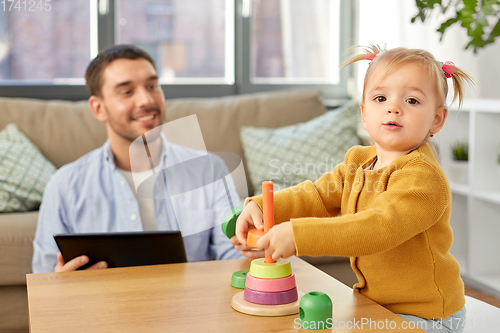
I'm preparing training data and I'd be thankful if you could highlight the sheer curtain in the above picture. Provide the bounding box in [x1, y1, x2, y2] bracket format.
[356, 0, 500, 99]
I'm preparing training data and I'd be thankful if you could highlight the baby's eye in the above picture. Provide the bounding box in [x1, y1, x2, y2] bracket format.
[406, 98, 419, 105]
[374, 96, 386, 102]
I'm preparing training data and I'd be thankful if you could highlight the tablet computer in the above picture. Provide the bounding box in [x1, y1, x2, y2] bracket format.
[54, 231, 187, 270]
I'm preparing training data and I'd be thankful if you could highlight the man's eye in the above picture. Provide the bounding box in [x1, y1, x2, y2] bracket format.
[149, 84, 158, 90]
[406, 98, 418, 105]
[374, 96, 386, 102]
[122, 90, 131, 95]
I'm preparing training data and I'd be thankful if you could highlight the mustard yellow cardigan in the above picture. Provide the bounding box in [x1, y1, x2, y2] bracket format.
[248, 144, 464, 318]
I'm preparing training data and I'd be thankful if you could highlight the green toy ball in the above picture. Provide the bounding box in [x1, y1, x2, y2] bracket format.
[299, 291, 333, 330]
[221, 205, 244, 239]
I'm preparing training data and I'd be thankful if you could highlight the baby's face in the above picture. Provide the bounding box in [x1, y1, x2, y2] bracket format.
[360, 61, 446, 154]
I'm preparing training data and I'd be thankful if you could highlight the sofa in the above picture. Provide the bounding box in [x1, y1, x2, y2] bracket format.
[0, 89, 358, 332]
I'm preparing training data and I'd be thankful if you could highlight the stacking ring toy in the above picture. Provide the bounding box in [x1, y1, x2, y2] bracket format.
[231, 270, 249, 289]
[246, 229, 265, 248]
[245, 273, 296, 293]
[299, 292, 333, 329]
[221, 205, 244, 239]
[249, 258, 291, 279]
[244, 286, 298, 305]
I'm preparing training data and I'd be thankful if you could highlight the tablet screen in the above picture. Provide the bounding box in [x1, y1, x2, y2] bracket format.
[54, 231, 187, 270]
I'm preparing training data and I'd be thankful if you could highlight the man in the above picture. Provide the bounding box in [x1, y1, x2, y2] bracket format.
[32, 45, 242, 273]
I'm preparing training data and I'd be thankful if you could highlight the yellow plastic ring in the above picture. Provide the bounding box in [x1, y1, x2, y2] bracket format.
[249, 258, 292, 279]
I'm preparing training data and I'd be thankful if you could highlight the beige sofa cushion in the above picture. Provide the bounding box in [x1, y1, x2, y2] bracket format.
[0, 98, 108, 168]
[0, 90, 324, 181]
[0, 285, 29, 332]
[164, 89, 326, 195]
[0, 211, 38, 285]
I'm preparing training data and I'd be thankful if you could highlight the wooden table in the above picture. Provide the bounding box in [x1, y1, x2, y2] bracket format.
[26, 257, 423, 332]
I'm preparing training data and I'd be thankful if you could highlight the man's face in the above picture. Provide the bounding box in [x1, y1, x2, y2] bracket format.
[98, 58, 165, 143]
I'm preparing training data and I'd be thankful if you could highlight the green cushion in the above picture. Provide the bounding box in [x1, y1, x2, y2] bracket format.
[240, 100, 361, 195]
[0, 124, 56, 212]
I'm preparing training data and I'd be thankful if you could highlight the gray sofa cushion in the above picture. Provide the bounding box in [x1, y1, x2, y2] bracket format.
[0, 124, 56, 213]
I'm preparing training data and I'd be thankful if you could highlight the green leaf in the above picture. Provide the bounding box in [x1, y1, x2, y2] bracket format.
[462, 0, 477, 10]
[437, 17, 459, 35]
[412, 11, 427, 23]
[457, 10, 474, 36]
[483, 0, 500, 6]
[486, 17, 500, 42]
[412, 0, 444, 22]
[476, 12, 489, 30]
[482, 4, 495, 16]
[458, 6, 476, 18]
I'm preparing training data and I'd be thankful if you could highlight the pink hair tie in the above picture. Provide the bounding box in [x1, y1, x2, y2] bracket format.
[364, 54, 377, 61]
[442, 61, 455, 78]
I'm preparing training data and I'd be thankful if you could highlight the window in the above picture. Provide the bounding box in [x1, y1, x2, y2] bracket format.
[115, 0, 233, 84]
[0, 0, 90, 83]
[251, 0, 339, 84]
[0, 0, 352, 100]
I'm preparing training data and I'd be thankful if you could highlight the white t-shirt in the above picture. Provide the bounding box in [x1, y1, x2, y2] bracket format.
[118, 168, 158, 231]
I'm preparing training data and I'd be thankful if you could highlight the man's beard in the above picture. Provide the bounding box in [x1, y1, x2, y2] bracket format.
[103, 104, 162, 143]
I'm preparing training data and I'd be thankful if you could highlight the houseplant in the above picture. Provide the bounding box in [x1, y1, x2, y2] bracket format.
[449, 141, 469, 184]
[412, 0, 500, 52]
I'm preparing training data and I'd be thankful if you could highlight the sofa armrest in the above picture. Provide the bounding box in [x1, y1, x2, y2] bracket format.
[0, 212, 38, 286]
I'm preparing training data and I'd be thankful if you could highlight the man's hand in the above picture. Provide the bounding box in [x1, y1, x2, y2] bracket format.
[230, 235, 265, 259]
[55, 252, 108, 272]
[256, 222, 296, 260]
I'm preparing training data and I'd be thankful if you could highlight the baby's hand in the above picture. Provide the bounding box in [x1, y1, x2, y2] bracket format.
[235, 201, 264, 246]
[231, 201, 265, 259]
[229, 236, 265, 259]
[256, 222, 296, 260]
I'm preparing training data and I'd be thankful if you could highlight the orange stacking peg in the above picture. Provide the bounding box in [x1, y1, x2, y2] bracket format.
[262, 181, 275, 264]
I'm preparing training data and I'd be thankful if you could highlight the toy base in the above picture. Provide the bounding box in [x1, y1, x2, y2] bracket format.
[231, 290, 305, 317]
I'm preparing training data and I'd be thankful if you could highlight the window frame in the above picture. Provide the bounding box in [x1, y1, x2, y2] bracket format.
[0, 0, 354, 101]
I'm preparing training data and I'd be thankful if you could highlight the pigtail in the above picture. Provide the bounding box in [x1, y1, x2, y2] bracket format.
[341, 44, 384, 69]
[449, 67, 475, 109]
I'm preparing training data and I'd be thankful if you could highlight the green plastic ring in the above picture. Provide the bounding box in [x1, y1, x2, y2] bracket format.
[221, 205, 244, 239]
[231, 270, 249, 289]
[249, 258, 292, 279]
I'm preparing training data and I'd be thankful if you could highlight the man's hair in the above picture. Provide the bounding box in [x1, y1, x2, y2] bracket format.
[85, 44, 157, 97]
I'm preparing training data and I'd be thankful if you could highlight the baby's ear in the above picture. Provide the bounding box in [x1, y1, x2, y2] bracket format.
[360, 102, 368, 130]
[431, 106, 448, 134]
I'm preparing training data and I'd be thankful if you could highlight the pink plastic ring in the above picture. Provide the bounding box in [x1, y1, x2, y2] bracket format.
[245, 273, 296, 293]
[244, 286, 298, 305]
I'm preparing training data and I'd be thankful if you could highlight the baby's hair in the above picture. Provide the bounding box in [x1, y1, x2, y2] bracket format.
[342, 45, 475, 109]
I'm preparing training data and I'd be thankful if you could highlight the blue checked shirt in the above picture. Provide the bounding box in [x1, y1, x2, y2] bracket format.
[32, 134, 242, 273]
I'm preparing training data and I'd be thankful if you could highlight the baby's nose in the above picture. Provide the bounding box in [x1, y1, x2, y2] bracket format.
[387, 105, 400, 114]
